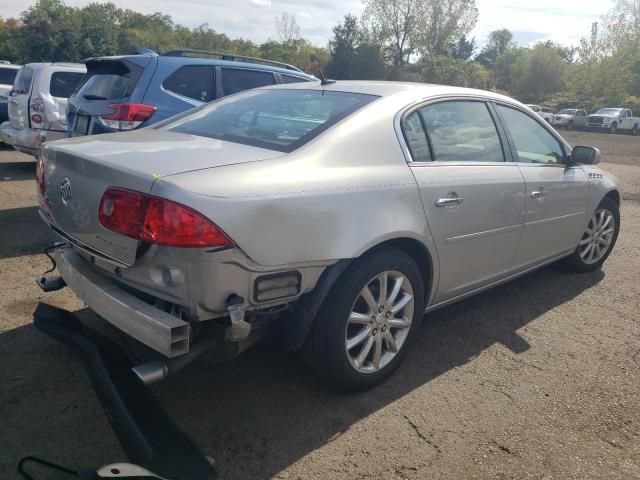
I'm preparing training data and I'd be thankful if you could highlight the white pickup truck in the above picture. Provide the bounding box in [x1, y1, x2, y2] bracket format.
[586, 108, 639, 135]
[525, 104, 554, 123]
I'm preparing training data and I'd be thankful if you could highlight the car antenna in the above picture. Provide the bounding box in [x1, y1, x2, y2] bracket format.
[317, 71, 336, 86]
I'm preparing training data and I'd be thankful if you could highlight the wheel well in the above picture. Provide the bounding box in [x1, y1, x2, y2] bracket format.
[605, 190, 620, 206]
[366, 238, 434, 303]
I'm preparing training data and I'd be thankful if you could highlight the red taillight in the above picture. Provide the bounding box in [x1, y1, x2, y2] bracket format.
[98, 188, 233, 248]
[99, 103, 156, 131]
[36, 157, 45, 195]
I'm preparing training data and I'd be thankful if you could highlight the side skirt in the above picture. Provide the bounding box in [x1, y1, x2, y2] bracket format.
[424, 249, 574, 314]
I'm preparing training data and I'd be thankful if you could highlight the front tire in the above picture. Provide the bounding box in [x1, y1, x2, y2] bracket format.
[563, 197, 620, 273]
[567, 121, 574, 131]
[302, 248, 425, 391]
[632, 124, 638, 136]
[609, 122, 618, 134]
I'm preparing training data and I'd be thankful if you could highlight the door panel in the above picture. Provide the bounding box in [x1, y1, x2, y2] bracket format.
[494, 103, 590, 269]
[402, 100, 526, 302]
[412, 164, 526, 301]
[515, 165, 589, 267]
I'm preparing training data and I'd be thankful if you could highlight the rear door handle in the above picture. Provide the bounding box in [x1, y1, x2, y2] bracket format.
[435, 193, 463, 207]
[530, 187, 547, 199]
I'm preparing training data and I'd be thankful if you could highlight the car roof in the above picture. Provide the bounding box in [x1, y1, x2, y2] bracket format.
[262, 80, 518, 103]
[85, 53, 317, 80]
[158, 55, 317, 79]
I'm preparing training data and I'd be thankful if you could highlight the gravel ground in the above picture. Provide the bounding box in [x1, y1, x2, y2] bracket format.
[0, 130, 639, 479]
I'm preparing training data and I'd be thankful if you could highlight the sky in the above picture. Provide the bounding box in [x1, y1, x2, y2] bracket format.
[0, 0, 615, 49]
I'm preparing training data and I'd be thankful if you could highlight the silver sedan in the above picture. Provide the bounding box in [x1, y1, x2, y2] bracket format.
[37, 81, 621, 391]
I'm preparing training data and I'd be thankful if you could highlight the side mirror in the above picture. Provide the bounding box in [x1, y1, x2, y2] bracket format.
[571, 146, 601, 165]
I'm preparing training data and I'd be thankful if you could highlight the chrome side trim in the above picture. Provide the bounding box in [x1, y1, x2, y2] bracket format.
[445, 224, 522, 244]
[424, 249, 573, 313]
[39, 210, 133, 268]
[524, 211, 586, 229]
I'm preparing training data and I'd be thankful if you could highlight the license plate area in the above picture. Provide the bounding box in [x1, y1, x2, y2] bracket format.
[74, 114, 90, 135]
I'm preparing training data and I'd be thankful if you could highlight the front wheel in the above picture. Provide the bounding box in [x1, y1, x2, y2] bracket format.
[632, 124, 638, 136]
[302, 248, 425, 391]
[563, 197, 620, 272]
[567, 121, 574, 131]
[609, 122, 618, 134]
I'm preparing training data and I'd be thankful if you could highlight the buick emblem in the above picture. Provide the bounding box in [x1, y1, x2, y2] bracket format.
[60, 177, 72, 206]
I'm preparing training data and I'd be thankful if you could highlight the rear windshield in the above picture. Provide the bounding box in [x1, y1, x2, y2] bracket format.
[0, 67, 18, 86]
[76, 61, 136, 100]
[50, 71, 85, 98]
[164, 89, 378, 153]
[13, 67, 34, 94]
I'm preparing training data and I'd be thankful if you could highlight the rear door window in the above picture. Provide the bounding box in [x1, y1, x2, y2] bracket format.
[0, 67, 18, 86]
[76, 61, 138, 100]
[402, 111, 432, 162]
[163, 65, 214, 102]
[13, 67, 34, 94]
[417, 101, 505, 162]
[220, 68, 275, 96]
[49, 72, 85, 98]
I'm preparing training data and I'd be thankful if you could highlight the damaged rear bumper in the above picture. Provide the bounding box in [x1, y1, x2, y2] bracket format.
[0, 121, 64, 156]
[53, 245, 191, 357]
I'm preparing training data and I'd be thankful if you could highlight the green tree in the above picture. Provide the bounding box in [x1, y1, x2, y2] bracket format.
[510, 44, 566, 97]
[327, 14, 387, 79]
[476, 29, 514, 70]
[17, 0, 82, 62]
[448, 34, 476, 60]
[363, 0, 422, 67]
[417, 0, 478, 59]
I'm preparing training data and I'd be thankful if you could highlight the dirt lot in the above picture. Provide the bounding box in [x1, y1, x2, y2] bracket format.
[1, 131, 639, 479]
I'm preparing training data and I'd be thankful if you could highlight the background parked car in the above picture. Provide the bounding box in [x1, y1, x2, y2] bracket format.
[0, 62, 21, 127]
[552, 108, 588, 130]
[586, 107, 639, 135]
[67, 49, 316, 137]
[0, 62, 86, 155]
[525, 104, 554, 123]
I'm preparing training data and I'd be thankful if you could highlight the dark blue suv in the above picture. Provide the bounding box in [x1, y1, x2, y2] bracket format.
[67, 49, 316, 137]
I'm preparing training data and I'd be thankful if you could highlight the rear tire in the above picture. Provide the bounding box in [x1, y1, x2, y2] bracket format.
[302, 248, 425, 391]
[563, 197, 620, 273]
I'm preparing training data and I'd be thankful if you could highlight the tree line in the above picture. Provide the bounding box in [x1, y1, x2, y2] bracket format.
[1, 0, 639, 111]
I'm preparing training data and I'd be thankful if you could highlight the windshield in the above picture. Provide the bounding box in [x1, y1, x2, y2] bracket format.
[596, 108, 622, 115]
[558, 109, 577, 115]
[163, 89, 379, 153]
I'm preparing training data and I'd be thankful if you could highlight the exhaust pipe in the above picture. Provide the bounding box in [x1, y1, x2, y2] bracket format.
[132, 337, 219, 385]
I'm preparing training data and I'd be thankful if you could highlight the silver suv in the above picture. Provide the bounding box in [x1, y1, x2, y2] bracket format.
[0, 62, 86, 156]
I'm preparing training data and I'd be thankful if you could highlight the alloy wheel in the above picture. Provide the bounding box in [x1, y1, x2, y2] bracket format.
[344, 270, 414, 374]
[579, 209, 616, 264]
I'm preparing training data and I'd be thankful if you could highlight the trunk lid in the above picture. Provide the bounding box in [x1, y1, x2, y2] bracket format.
[42, 129, 284, 266]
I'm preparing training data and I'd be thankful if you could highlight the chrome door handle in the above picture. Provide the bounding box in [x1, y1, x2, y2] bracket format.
[530, 187, 547, 199]
[435, 194, 463, 207]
